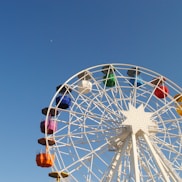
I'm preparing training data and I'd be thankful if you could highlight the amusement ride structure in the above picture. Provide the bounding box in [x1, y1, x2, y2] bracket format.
[36, 63, 182, 182]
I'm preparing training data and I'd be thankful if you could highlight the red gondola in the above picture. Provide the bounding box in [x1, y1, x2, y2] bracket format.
[154, 85, 169, 98]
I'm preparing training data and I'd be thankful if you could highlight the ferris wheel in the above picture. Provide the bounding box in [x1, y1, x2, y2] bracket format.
[36, 63, 182, 182]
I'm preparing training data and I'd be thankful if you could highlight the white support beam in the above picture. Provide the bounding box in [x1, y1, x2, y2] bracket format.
[102, 135, 130, 182]
[117, 162, 122, 182]
[154, 145, 181, 182]
[131, 133, 140, 182]
[143, 133, 170, 182]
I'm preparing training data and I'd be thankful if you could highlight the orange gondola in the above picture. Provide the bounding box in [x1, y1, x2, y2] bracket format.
[36, 153, 55, 168]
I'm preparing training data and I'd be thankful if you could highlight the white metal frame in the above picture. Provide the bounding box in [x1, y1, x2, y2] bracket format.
[44, 63, 182, 181]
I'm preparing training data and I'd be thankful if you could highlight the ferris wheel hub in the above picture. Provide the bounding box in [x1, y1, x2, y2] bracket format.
[121, 103, 157, 135]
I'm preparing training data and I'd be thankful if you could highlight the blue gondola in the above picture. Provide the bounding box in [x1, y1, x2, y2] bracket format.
[129, 76, 143, 87]
[56, 95, 71, 109]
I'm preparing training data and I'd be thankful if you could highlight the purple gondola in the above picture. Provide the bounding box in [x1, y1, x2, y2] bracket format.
[40, 119, 57, 134]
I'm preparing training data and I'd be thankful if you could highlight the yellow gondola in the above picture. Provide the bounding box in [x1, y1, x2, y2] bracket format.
[176, 104, 182, 116]
[173, 94, 182, 116]
[174, 94, 182, 102]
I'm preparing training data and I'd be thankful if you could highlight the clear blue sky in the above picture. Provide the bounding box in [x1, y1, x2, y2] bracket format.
[0, 0, 182, 181]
